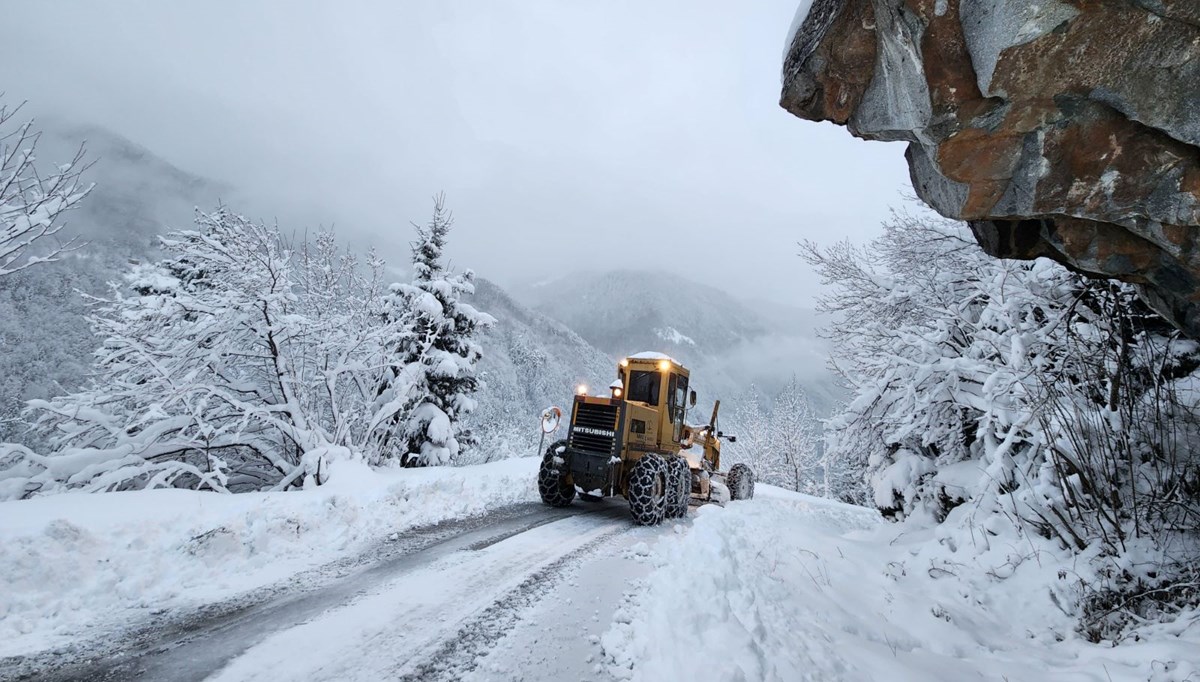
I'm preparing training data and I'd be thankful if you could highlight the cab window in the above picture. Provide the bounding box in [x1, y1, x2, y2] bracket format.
[675, 375, 688, 411]
[627, 370, 660, 405]
[670, 373, 688, 442]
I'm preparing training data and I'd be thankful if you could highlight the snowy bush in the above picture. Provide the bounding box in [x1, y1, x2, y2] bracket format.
[802, 206, 1200, 640]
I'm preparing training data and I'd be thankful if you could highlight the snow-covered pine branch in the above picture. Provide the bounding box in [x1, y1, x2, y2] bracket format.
[0, 101, 92, 277]
[373, 193, 495, 467]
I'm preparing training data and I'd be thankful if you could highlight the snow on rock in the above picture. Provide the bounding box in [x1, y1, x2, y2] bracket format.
[601, 486, 1200, 681]
[0, 457, 539, 658]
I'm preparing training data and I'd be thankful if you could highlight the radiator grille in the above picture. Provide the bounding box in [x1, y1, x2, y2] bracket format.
[569, 401, 620, 456]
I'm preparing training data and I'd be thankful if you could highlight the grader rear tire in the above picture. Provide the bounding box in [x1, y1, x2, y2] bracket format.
[727, 463, 755, 501]
[627, 453, 668, 526]
[538, 440, 576, 508]
[664, 456, 690, 519]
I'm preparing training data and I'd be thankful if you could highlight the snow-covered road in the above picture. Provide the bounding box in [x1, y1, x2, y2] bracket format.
[208, 500, 636, 682]
[8, 496, 661, 682]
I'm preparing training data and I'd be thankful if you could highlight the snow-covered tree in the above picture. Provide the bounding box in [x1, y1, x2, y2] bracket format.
[772, 377, 823, 495]
[374, 194, 494, 467]
[0, 260, 104, 446]
[0, 207, 402, 497]
[729, 383, 771, 472]
[728, 379, 824, 496]
[804, 209, 1076, 519]
[803, 205, 1200, 637]
[0, 102, 91, 277]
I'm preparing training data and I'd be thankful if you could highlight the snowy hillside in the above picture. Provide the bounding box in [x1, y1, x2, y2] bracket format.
[521, 269, 840, 415]
[461, 278, 616, 461]
[523, 269, 765, 359]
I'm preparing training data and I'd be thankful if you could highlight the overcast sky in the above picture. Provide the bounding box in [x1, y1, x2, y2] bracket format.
[2, 0, 912, 307]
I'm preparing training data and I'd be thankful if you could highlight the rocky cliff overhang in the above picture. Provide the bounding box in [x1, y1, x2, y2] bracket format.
[780, 0, 1200, 335]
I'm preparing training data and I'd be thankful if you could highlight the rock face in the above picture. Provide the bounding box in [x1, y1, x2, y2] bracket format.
[781, 0, 1200, 335]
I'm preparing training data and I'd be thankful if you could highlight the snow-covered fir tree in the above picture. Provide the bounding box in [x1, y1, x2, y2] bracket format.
[375, 194, 494, 467]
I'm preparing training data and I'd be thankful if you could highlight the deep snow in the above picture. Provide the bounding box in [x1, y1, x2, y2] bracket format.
[601, 487, 1199, 681]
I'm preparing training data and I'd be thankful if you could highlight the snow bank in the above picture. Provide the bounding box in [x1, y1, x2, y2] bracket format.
[0, 457, 539, 658]
[602, 486, 1199, 681]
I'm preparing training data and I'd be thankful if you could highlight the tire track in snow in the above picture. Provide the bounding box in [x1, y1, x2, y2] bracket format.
[394, 523, 631, 681]
[4, 502, 604, 682]
[207, 503, 635, 682]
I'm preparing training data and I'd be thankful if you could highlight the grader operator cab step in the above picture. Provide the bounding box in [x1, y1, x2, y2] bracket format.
[537, 352, 754, 526]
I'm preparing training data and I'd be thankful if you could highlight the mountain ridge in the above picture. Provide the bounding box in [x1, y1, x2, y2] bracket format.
[516, 269, 841, 415]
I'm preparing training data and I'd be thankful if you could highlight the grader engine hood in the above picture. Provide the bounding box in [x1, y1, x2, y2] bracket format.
[566, 395, 626, 493]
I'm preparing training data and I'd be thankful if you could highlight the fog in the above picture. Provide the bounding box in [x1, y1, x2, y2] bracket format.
[2, 0, 911, 306]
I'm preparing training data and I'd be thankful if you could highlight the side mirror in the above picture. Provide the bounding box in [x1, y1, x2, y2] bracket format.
[729, 436, 738, 443]
[689, 390, 697, 407]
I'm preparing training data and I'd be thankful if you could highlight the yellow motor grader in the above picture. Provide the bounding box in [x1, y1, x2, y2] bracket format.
[538, 352, 754, 525]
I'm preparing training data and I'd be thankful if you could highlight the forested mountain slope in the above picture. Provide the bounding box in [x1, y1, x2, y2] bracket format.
[521, 269, 841, 416]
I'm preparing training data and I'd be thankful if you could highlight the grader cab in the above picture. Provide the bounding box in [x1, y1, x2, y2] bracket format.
[537, 352, 754, 525]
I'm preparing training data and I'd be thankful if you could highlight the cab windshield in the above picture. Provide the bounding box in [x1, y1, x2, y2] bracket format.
[626, 370, 660, 405]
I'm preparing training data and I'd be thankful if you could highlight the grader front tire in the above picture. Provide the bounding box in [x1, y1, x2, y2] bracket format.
[627, 453, 668, 526]
[538, 441, 576, 508]
[664, 456, 691, 519]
